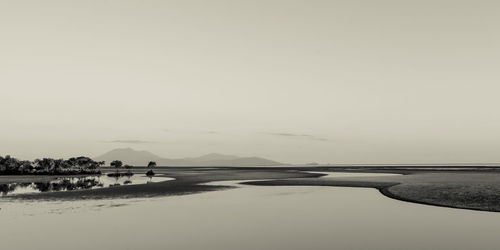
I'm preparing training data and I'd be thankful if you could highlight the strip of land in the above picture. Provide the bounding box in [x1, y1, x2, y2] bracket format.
[1, 168, 320, 200]
[244, 166, 500, 212]
[2, 166, 500, 212]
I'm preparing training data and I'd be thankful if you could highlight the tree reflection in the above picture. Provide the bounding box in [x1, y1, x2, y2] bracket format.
[0, 175, 157, 196]
[0, 177, 104, 196]
[0, 184, 16, 195]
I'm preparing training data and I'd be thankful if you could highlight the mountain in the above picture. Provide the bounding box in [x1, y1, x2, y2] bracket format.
[94, 148, 284, 167]
[94, 148, 164, 164]
[188, 153, 240, 162]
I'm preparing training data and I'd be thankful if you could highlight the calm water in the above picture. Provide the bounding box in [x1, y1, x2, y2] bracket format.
[309, 171, 401, 178]
[0, 175, 173, 196]
[0, 173, 499, 250]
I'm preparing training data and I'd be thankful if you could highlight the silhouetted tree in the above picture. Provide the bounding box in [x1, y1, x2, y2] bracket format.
[147, 161, 157, 168]
[19, 161, 34, 174]
[34, 158, 54, 173]
[0, 156, 5, 173]
[110, 160, 123, 174]
[53, 159, 66, 174]
[146, 161, 156, 179]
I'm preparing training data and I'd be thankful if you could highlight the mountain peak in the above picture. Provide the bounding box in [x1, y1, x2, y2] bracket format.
[109, 147, 135, 152]
[192, 153, 240, 162]
[94, 148, 163, 166]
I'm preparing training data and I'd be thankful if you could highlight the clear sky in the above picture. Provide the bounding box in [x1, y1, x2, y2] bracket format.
[1, 0, 500, 164]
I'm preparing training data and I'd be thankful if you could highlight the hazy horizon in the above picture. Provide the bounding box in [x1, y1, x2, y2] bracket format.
[2, 1, 500, 164]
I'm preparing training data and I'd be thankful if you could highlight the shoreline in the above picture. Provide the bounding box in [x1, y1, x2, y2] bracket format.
[0, 169, 321, 201]
[2, 166, 500, 212]
[377, 187, 500, 213]
[242, 167, 500, 212]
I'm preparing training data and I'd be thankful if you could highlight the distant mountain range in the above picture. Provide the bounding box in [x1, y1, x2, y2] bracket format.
[94, 148, 284, 167]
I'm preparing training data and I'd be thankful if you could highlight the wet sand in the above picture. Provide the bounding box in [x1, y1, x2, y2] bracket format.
[2, 166, 500, 212]
[244, 167, 500, 212]
[2, 168, 321, 200]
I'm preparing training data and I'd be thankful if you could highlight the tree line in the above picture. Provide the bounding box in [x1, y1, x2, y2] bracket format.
[107, 160, 157, 177]
[0, 155, 104, 175]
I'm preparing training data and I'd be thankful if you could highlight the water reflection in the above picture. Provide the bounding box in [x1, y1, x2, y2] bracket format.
[0, 175, 173, 196]
[2, 183, 500, 250]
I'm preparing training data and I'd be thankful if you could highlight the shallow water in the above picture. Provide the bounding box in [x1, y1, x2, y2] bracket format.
[1, 176, 499, 250]
[308, 171, 401, 178]
[0, 175, 173, 196]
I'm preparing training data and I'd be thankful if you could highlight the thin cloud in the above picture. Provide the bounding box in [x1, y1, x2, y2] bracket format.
[161, 128, 219, 135]
[101, 140, 157, 144]
[263, 132, 328, 141]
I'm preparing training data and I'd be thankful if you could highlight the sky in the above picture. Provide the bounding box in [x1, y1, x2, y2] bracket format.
[1, 0, 500, 164]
